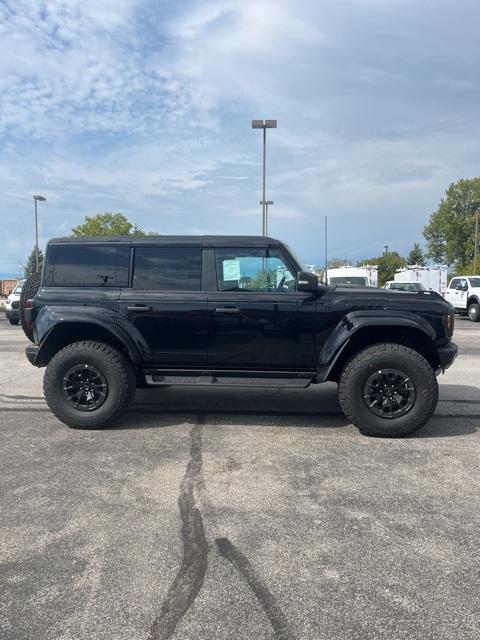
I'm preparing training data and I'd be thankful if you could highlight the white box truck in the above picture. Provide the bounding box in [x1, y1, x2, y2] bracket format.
[327, 266, 378, 287]
[394, 265, 448, 295]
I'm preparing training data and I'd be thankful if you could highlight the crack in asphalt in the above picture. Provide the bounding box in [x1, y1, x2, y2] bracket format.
[216, 537, 296, 640]
[148, 415, 208, 640]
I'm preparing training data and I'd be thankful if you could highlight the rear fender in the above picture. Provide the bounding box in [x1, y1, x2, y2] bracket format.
[34, 306, 149, 367]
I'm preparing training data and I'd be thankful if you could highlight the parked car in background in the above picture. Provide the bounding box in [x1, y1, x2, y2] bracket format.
[5, 279, 25, 325]
[444, 276, 480, 322]
[384, 281, 427, 292]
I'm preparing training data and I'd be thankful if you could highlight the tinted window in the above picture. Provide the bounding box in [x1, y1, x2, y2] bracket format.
[133, 247, 202, 291]
[449, 278, 459, 289]
[215, 248, 295, 292]
[45, 244, 128, 287]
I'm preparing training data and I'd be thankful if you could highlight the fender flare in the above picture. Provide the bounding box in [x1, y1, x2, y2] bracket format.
[316, 309, 437, 380]
[34, 306, 148, 367]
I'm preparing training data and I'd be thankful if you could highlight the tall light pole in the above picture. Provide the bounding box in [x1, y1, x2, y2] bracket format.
[33, 195, 46, 272]
[259, 200, 273, 235]
[473, 200, 480, 275]
[252, 119, 277, 235]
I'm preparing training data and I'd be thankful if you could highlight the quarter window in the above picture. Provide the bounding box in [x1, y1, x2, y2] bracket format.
[133, 247, 202, 291]
[44, 244, 128, 287]
[215, 248, 295, 292]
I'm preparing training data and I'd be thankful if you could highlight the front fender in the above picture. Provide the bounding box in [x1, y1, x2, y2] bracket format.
[34, 306, 149, 366]
[317, 309, 437, 376]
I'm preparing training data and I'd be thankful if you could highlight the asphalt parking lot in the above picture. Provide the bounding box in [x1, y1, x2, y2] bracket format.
[1, 316, 480, 640]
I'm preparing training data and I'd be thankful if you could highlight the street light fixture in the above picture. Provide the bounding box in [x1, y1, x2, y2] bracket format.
[33, 195, 46, 273]
[251, 119, 277, 235]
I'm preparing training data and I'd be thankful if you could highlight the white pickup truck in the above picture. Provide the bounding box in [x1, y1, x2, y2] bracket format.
[444, 276, 480, 322]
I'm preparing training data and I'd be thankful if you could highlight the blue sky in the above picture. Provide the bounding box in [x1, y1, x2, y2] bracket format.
[1, 0, 480, 275]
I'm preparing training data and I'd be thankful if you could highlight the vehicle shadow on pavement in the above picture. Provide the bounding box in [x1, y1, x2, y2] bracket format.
[108, 383, 480, 438]
[115, 383, 351, 431]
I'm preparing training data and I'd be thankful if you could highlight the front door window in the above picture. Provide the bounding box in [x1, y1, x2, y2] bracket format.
[215, 248, 295, 292]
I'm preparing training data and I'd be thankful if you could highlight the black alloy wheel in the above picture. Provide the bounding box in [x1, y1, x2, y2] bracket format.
[62, 364, 108, 411]
[363, 368, 416, 419]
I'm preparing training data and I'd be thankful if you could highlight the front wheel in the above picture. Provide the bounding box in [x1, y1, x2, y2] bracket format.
[43, 341, 136, 429]
[338, 343, 438, 437]
[8, 318, 19, 325]
[468, 303, 480, 322]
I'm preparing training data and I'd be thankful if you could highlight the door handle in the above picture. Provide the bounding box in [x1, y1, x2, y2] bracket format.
[127, 305, 153, 312]
[214, 307, 241, 315]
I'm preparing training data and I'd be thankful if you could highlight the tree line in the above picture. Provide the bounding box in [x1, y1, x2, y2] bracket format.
[24, 176, 480, 282]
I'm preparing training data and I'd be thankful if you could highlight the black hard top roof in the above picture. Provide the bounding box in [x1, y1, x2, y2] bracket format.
[48, 235, 282, 247]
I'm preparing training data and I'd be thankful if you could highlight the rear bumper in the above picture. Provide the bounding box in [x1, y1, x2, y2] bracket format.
[437, 341, 458, 370]
[26, 345, 40, 366]
[5, 309, 19, 321]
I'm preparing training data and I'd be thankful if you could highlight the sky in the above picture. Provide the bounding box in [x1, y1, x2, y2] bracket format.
[1, 0, 480, 275]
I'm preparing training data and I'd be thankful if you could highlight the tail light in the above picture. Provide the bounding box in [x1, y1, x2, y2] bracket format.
[24, 299, 34, 330]
[445, 312, 454, 337]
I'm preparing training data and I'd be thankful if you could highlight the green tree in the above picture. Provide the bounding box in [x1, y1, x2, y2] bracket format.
[363, 251, 406, 287]
[72, 213, 146, 236]
[24, 247, 44, 278]
[407, 242, 426, 266]
[327, 257, 350, 269]
[423, 177, 480, 270]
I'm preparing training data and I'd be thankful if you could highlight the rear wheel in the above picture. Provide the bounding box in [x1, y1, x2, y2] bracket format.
[20, 272, 41, 342]
[468, 302, 480, 322]
[339, 343, 438, 437]
[43, 341, 136, 429]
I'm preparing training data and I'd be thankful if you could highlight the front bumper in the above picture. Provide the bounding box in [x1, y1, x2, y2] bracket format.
[437, 341, 458, 371]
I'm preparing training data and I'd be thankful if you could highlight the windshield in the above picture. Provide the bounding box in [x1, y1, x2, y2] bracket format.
[469, 277, 480, 288]
[283, 244, 307, 272]
[13, 280, 24, 294]
[330, 276, 368, 287]
[389, 282, 426, 292]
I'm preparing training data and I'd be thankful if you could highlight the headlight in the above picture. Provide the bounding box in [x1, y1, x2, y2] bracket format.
[6, 296, 11, 303]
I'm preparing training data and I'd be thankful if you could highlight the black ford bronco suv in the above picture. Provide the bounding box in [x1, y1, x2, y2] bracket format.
[23, 235, 457, 436]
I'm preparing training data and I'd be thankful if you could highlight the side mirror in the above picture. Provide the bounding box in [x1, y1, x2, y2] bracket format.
[296, 270, 319, 293]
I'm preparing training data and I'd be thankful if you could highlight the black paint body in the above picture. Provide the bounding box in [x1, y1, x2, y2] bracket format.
[26, 235, 457, 380]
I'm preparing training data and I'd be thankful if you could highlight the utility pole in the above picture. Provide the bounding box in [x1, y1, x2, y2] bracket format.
[384, 245, 389, 255]
[251, 120, 277, 235]
[474, 202, 480, 275]
[33, 195, 46, 272]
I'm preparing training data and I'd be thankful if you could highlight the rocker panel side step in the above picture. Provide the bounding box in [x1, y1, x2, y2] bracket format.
[145, 374, 312, 388]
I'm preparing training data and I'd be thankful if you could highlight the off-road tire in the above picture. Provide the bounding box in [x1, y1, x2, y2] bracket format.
[43, 341, 136, 429]
[468, 302, 480, 322]
[20, 272, 41, 342]
[338, 343, 438, 437]
[8, 318, 19, 325]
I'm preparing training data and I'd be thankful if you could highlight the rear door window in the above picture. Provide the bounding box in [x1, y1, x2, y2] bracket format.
[133, 247, 202, 291]
[44, 244, 129, 287]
